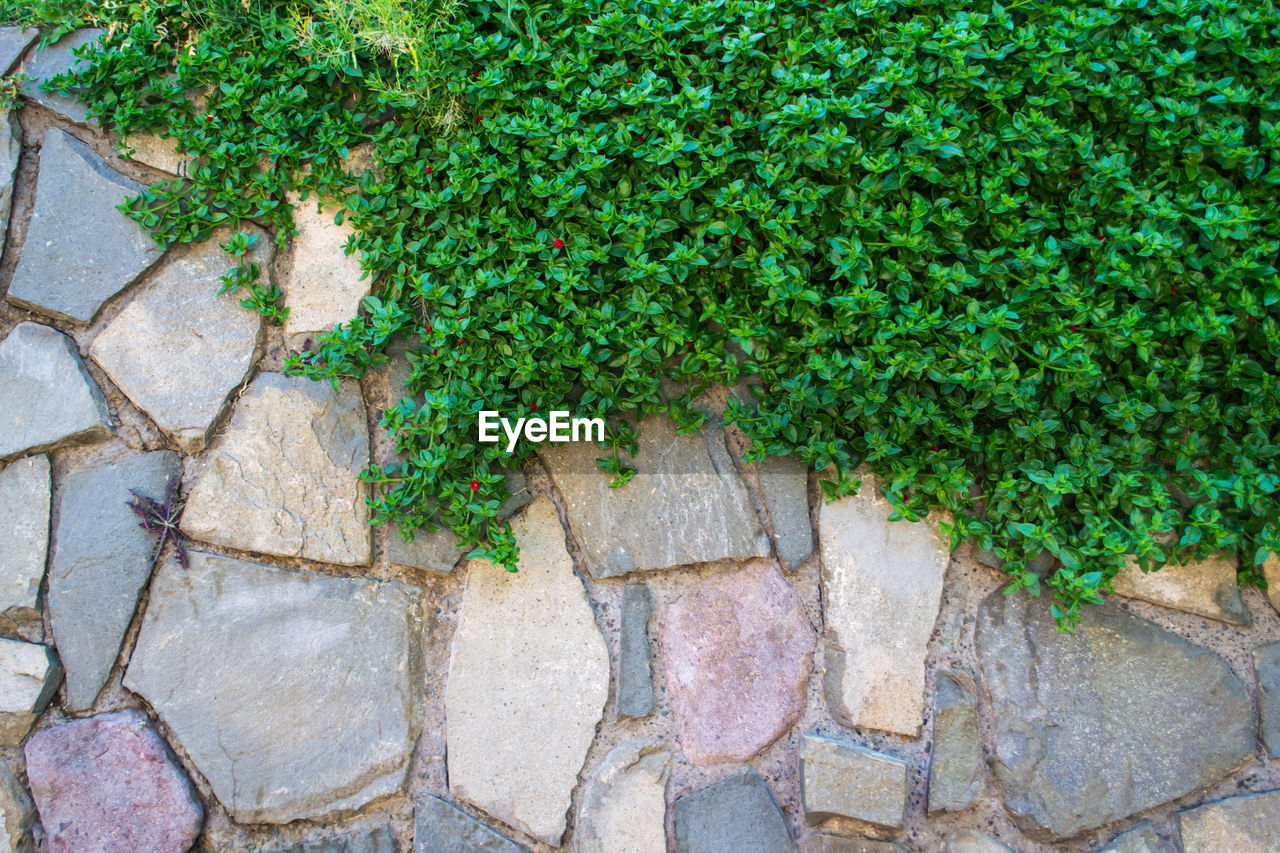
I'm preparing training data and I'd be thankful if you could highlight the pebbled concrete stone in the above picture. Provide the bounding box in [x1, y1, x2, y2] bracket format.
[446, 498, 609, 846]
[616, 583, 654, 718]
[1112, 554, 1250, 625]
[801, 836, 904, 853]
[414, 794, 526, 853]
[268, 826, 396, 853]
[0, 639, 60, 745]
[89, 227, 268, 452]
[943, 831, 1014, 853]
[1099, 823, 1172, 853]
[575, 740, 669, 853]
[927, 671, 982, 813]
[7, 129, 161, 323]
[49, 450, 180, 711]
[760, 455, 813, 569]
[1256, 641, 1280, 759]
[0, 456, 50, 633]
[659, 561, 814, 765]
[17, 29, 103, 125]
[673, 770, 795, 853]
[1178, 789, 1280, 852]
[125, 550, 419, 824]
[542, 415, 770, 576]
[0, 323, 112, 460]
[180, 372, 371, 565]
[799, 735, 907, 830]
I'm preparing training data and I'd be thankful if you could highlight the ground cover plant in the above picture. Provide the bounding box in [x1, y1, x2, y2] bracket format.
[23, 0, 1280, 625]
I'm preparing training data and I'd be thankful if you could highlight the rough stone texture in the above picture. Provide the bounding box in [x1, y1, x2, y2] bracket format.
[801, 836, 904, 853]
[181, 372, 371, 565]
[282, 190, 369, 345]
[446, 497, 609, 845]
[118, 134, 194, 177]
[975, 591, 1255, 840]
[927, 671, 982, 814]
[0, 323, 112, 459]
[1263, 555, 1280, 614]
[943, 831, 1014, 853]
[17, 29, 103, 125]
[0, 113, 20, 252]
[0, 639, 60, 745]
[24, 710, 203, 853]
[1178, 790, 1280, 851]
[387, 468, 529, 574]
[414, 795, 526, 853]
[673, 770, 795, 853]
[760, 454, 813, 569]
[125, 550, 419, 824]
[49, 450, 179, 711]
[616, 583, 655, 718]
[0, 456, 49, 632]
[542, 415, 771, 576]
[0, 28, 37, 75]
[7, 129, 161, 323]
[659, 561, 815, 766]
[799, 735, 907, 830]
[1255, 642, 1280, 759]
[268, 826, 396, 853]
[1111, 554, 1250, 626]
[0, 761, 36, 853]
[819, 477, 949, 736]
[89, 228, 268, 452]
[575, 740, 669, 853]
[1099, 824, 1172, 853]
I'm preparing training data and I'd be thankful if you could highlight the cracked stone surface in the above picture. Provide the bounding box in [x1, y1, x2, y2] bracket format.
[0, 638, 60, 746]
[976, 591, 1255, 840]
[0, 27, 36, 75]
[49, 450, 179, 711]
[799, 734, 907, 830]
[24, 710, 202, 853]
[616, 583, 655, 719]
[7, 129, 161, 323]
[125, 550, 420, 824]
[282, 190, 369, 345]
[89, 227, 268, 452]
[1111, 554, 1250, 625]
[1098, 823, 1172, 853]
[17, 29, 102, 125]
[673, 770, 795, 853]
[819, 476, 949, 736]
[267, 826, 397, 853]
[0, 322, 112, 459]
[1256, 642, 1280, 759]
[181, 372, 372, 565]
[927, 671, 982, 814]
[760, 454, 813, 569]
[575, 740, 669, 853]
[0, 112, 19, 252]
[446, 497, 609, 846]
[414, 795, 526, 853]
[542, 415, 770, 576]
[0, 456, 49, 633]
[659, 561, 814, 766]
[1178, 790, 1280, 851]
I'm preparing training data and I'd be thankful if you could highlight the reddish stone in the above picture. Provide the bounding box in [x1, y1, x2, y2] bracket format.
[24, 710, 202, 853]
[659, 561, 815, 765]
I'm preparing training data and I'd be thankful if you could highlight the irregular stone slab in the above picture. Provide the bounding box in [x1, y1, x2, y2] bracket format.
[387, 469, 529, 573]
[49, 450, 179, 710]
[673, 770, 795, 853]
[1178, 790, 1280, 851]
[975, 592, 1255, 840]
[282, 190, 369, 344]
[24, 711, 202, 853]
[17, 29, 103, 125]
[414, 795, 526, 853]
[0, 323, 112, 459]
[125, 550, 419, 823]
[446, 498, 609, 845]
[0, 456, 49, 632]
[0, 761, 36, 853]
[1256, 642, 1280, 759]
[659, 561, 814, 765]
[90, 228, 268, 452]
[760, 455, 813, 569]
[943, 831, 1014, 853]
[542, 415, 770, 576]
[1111, 555, 1250, 625]
[181, 372, 371, 565]
[0, 27, 37, 75]
[268, 826, 396, 853]
[799, 735, 906, 830]
[0, 113, 20, 252]
[927, 671, 982, 813]
[118, 134, 193, 177]
[8, 129, 161, 323]
[0, 639, 60, 745]
[801, 836, 903, 853]
[616, 583, 655, 718]
[1099, 823, 1172, 853]
[575, 740, 669, 853]
[819, 477, 949, 736]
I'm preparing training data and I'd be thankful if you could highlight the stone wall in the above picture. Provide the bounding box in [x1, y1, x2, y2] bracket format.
[2, 28, 1280, 853]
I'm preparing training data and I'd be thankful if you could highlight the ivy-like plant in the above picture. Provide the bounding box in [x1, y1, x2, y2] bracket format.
[49, 0, 1280, 625]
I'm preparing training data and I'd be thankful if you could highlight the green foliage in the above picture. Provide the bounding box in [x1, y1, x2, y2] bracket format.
[41, 0, 1280, 625]
[219, 231, 287, 324]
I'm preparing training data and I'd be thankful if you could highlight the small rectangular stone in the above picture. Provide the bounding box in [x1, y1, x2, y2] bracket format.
[928, 671, 982, 813]
[800, 734, 907, 830]
[617, 583, 654, 718]
[1255, 641, 1280, 759]
[760, 455, 813, 569]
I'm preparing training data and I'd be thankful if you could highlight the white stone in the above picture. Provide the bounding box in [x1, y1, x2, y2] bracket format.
[446, 497, 609, 845]
[1179, 790, 1280, 852]
[818, 475, 949, 736]
[0, 639, 60, 745]
[575, 740, 669, 853]
[281, 190, 369, 345]
[118, 134, 194, 177]
[0, 456, 49, 630]
[1112, 554, 1249, 625]
[944, 830, 1015, 853]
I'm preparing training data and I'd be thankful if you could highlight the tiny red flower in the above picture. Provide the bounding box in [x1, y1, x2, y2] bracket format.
[432, 349, 437, 355]
[204, 115, 213, 123]
[1249, 315, 1257, 322]
[531, 403, 538, 412]
[1096, 234, 1105, 241]
[626, 79, 633, 84]
[470, 480, 480, 491]
[1070, 168, 1078, 176]
[458, 338, 466, 345]
[734, 236, 743, 244]
[1089, 266, 1096, 274]
[783, 390, 791, 395]
[931, 445, 939, 451]
[425, 166, 433, 175]
[553, 238, 565, 250]
[472, 71, 480, 79]
[813, 346, 821, 354]
[426, 325, 433, 332]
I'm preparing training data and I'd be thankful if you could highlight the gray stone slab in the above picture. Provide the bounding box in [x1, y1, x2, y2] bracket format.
[760, 455, 813, 569]
[616, 583, 654, 718]
[268, 826, 396, 853]
[927, 671, 982, 813]
[0, 28, 37, 75]
[0, 638, 60, 745]
[575, 740, 669, 853]
[1178, 790, 1280, 852]
[414, 794, 526, 853]
[0, 112, 20, 252]
[799, 735, 907, 830]
[976, 592, 1255, 840]
[49, 450, 179, 710]
[1099, 823, 1172, 853]
[387, 468, 529, 574]
[0, 323, 112, 460]
[17, 29, 103, 125]
[0, 759, 37, 853]
[125, 551, 421, 824]
[0, 456, 50, 633]
[801, 836, 904, 853]
[8, 129, 162, 323]
[674, 770, 795, 853]
[1255, 641, 1280, 759]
